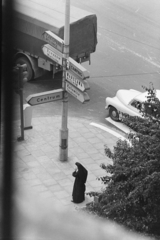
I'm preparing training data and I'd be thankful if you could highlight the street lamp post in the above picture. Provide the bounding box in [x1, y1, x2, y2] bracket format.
[59, 0, 70, 161]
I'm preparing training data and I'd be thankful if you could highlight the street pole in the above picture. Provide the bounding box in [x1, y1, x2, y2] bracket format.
[17, 65, 24, 141]
[59, 0, 70, 161]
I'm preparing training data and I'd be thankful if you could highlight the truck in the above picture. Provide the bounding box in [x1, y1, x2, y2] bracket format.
[2, 0, 97, 81]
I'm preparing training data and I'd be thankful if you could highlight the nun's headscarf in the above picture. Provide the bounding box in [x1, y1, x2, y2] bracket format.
[75, 162, 88, 183]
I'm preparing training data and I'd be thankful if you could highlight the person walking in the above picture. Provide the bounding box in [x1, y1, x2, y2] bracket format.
[72, 162, 88, 204]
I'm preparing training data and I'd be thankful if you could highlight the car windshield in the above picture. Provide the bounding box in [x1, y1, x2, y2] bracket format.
[130, 100, 142, 110]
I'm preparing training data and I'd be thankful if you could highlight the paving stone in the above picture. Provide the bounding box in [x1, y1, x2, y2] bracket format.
[31, 166, 47, 174]
[78, 142, 93, 150]
[36, 155, 51, 164]
[45, 150, 59, 158]
[60, 168, 73, 176]
[54, 190, 70, 199]
[29, 149, 45, 157]
[38, 191, 54, 199]
[68, 140, 78, 148]
[22, 172, 37, 181]
[13, 160, 28, 170]
[89, 179, 103, 188]
[13, 144, 25, 152]
[13, 172, 22, 179]
[27, 179, 43, 186]
[64, 184, 73, 194]
[74, 137, 88, 143]
[85, 163, 100, 171]
[85, 148, 99, 154]
[87, 137, 102, 144]
[87, 152, 105, 161]
[25, 144, 40, 151]
[46, 168, 61, 177]
[75, 152, 90, 160]
[36, 172, 53, 181]
[87, 173, 97, 181]
[25, 160, 41, 168]
[43, 178, 57, 186]
[53, 172, 67, 181]
[31, 184, 48, 193]
[16, 149, 30, 158]
[82, 132, 95, 139]
[22, 155, 37, 163]
[59, 196, 72, 205]
[41, 144, 55, 153]
[70, 131, 82, 138]
[79, 158, 93, 165]
[16, 178, 28, 186]
[58, 178, 73, 187]
[48, 184, 63, 193]
[92, 169, 105, 177]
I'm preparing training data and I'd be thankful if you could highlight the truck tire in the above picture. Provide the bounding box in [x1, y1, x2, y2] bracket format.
[109, 106, 119, 121]
[15, 57, 33, 81]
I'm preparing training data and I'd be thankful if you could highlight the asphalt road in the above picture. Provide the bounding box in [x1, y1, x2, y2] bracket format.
[12, 0, 160, 128]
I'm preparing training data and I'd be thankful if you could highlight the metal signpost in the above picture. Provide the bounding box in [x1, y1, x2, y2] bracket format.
[65, 81, 90, 103]
[42, 31, 64, 53]
[42, 44, 63, 65]
[41, 0, 90, 161]
[66, 70, 90, 92]
[68, 57, 90, 79]
[26, 89, 63, 106]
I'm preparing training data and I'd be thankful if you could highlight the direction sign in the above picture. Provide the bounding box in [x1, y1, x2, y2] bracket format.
[42, 31, 64, 53]
[66, 70, 90, 92]
[26, 89, 63, 106]
[68, 57, 90, 79]
[42, 44, 63, 65]
[65, 81, 90, 103]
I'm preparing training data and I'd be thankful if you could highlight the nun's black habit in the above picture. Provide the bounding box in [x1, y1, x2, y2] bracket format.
[72, 162, 88, 203]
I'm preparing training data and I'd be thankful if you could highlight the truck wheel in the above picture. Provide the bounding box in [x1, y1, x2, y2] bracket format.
[15, 57, 33, 81]
[109, 106, 119, 121]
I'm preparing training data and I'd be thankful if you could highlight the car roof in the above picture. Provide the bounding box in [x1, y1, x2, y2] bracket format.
[135, 90, 160, 102]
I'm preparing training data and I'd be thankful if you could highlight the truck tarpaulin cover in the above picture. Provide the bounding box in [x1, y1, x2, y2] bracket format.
[12, 0, 97, 60]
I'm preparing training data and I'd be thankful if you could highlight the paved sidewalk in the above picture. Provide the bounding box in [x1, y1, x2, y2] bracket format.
[10, 116, 121, 210]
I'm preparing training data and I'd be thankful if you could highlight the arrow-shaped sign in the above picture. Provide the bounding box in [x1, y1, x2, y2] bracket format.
[42, 44, 63, 65]
[65, 81, 90, 103]
[68, 57, 90, 79]
[26, 89, 63, 106]
[66, 70, 90, 92]
[42, 31, 64, 53]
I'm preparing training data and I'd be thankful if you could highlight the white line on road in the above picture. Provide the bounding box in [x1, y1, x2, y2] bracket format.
[105, 117, 136, 134]
[90, 122, 128, 141]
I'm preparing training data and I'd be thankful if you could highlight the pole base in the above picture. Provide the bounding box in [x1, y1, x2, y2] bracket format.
[24, 126, 33, 130]
[17, 136, 24, 142]
[59, 146, 68, 162]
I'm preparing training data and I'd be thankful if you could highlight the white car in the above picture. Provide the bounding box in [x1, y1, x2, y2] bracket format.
[105, 89, 160, 121]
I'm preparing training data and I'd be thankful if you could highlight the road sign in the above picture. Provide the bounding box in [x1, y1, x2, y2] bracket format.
[26, 89, 63, 106]
[42, 44, 63, 65]
[65, 81, 90, 103]
[68, 57, 90, 79]
[66, 70, 90, 92]
[42, 31, 64, 53]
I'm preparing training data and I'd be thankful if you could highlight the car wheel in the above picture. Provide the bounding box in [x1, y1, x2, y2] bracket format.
[15, 57, 33, 81]
[109, 106, 119, 121]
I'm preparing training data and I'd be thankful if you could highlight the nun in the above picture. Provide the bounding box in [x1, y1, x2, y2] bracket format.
[72, 162, 88, 204]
